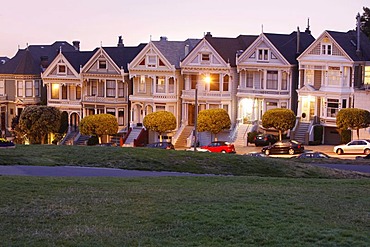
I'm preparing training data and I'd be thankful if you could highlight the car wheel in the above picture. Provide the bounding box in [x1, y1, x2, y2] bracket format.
[288, 149, 295, 155]
[336, 149, 343, 155]
[221, 150, 226, 153]
[265, 150, 270, 156]
[364, 149, 370, 155]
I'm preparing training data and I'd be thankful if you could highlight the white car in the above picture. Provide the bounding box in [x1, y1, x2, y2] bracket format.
[333, 139, 370, 155]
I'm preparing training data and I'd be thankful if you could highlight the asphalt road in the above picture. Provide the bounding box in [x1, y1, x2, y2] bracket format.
[0, 165, 214, 177]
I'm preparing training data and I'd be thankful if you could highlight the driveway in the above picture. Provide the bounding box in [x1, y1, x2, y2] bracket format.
[0, 165, 214, 177]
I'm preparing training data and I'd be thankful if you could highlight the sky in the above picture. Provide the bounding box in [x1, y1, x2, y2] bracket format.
[0, 0, 368, 58]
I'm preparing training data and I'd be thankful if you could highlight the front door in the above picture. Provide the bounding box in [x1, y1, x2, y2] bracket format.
[188, 104, 195, 126]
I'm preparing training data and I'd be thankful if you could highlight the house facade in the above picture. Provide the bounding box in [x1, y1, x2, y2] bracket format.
[297, 27, 370, 144]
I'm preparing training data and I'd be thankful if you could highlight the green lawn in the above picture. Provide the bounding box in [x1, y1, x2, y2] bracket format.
[0, 176, 369, 246]
[0, 145, 369, 246]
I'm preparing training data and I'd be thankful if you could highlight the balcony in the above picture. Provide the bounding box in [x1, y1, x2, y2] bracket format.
[83, 96, 128, 104]
[48, 99, 82, 106]
[181, 90, 231, 100]
[237, 88, 290, 96]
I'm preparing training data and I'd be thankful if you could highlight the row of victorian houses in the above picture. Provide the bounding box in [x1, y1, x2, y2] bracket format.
[1, 19, 370, 146]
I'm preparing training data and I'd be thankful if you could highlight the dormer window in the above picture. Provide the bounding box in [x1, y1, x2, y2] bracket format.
[257, 49, 269, 61]
[58, 65, 66, 74]
[98, 60, 107, 69]
[147, 55, 156, 67]
[201, 53, 210, 62]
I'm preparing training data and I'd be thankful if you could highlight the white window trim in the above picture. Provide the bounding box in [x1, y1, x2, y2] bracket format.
[57, 64, 67, 75]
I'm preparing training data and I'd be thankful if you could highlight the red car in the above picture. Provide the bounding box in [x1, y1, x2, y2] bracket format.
[201, 141, 236, 153]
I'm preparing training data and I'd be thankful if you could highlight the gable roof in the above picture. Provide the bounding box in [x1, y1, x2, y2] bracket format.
[152, 38, 200, 68]
[205, 34, 258, 66]
[327, 30, 370, 61]
[62, 50, 97, 72]
[0, 41, 75, 75]
[264, 31, 315, 64]
[102, 44, 147, 71]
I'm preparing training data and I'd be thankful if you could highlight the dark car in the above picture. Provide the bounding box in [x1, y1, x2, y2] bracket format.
[296, 152, 330, 159]
[254, 134, 278, 147]
[146, 142, 175, 150]
[261, 140, 304, 155]
[0, 138, 15, 148]
[355, 154, 370, 160]
[201, 141, 236, 153]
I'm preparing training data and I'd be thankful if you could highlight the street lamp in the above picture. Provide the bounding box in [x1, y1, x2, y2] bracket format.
[193, 75, 210, 151]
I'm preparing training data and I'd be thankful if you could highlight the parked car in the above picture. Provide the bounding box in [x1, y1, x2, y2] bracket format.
[244, 152, 267, 157]
[261, 140, 304, 155]
[201, 141, 236, 153]
[295, 152, 331, 159]
[0, 138, 15, 148]
[254, 134, 278, 147]
[355, 154, 370, 160]
[333, 139, 370, 155]
[146, 142, 175, 150]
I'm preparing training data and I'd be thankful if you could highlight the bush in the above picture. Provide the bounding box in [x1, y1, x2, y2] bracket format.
[340, 129, 352, 144]
[87, 135, 99, 146]
[313, 125, 323, 143]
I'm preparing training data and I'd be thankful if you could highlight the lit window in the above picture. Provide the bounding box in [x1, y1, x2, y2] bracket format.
[156, 76, 165, 93]
[209, 74, 219, 91]
[139, 76, 146, 93]
[76, 86, 81, 100]
[51, 83, 59, 99]
[365, 66, 370, 85]
[223, 75, 229, 91]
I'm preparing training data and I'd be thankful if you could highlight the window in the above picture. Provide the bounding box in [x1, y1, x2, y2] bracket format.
[118, 110, 124, 125]
[258, 49, 269, 61]
[34, 81, 40, 97]
[106, 108, 115, 116]
[168, 78, 175, 93]
[76, 86, 81, 100]
[281, 72, 288, 90]
[25, 81, 33, 97]
[98, 60, 107, 69]
[91, 80, 97, 96]
[139, 76, 146, 93]
[223, 75, 229, 91]
[321, 44, 332, 55]
[118, 81, 124, 97]
[98, 80, 104, 97]
[190, 75, 197, 89]
[62, 85, 67, 99]
[58, 65, 66, 74]
[266, 71, 278, 89]
[365, 66, 370, 85]
[51, 83, 59, 99]
[327, 67, 340, 86]
[327, 98, 339, 117]
[201, 53, 210, 62]
[156, 77, 165, 93]
[0, 81, 4, 96]
[223, 104, 228, 113]
[147, 55, 156, 67]
[106, 80, 116, 97]
[156, 105, 165, 111]
[17, 81, 23, 97]
[209, 74, 220, 91]
[246, 71, 253, 88]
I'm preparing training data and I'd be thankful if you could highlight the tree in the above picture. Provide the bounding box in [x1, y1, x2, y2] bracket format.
[262, 108, 296, 141]
[197, 108, 231, 141]
[360, 7, 370, 38]
[336, 108, 370, 139]
[143, 111, 176, 142]
[79, 114, 118, 144]
[17, 106, 61, 144]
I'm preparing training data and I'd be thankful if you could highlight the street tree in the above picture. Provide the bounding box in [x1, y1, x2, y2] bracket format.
[143, 111, 176, 142]
[79, 114, 118, 144]
[197, 108, 231, 141]
[336, 108, 370, 139]
[360, 7, 370, 38]
[17, 105, 61, 144]
[262, 108, 296, 141]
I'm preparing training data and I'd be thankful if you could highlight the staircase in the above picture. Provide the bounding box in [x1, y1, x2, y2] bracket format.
[174, 126, 193, 149]
[293, 122, 310, 144]
[123, 127, 143, 147]
[232, 124, 252, 147]
[74, 134, 91, 145]
[59, 130, 78, 145]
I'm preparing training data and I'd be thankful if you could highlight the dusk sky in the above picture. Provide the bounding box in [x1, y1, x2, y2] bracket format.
[1, 0, 368, 57]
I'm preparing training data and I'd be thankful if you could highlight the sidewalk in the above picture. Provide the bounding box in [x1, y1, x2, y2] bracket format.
[234, 144, 335, 155]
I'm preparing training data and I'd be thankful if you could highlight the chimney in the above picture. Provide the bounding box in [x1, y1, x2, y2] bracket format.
[205, 32, 212, 37]
[40, 56, 49, 69]
[185, 44, 189, 56]
[73, 41, 80, 51]
[305, 18, 311, 34]
[117, 36, 124, 47]
[356, 13, 361, 56]
[296, 26, 300, 54]
[160, 36, 168, 42]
